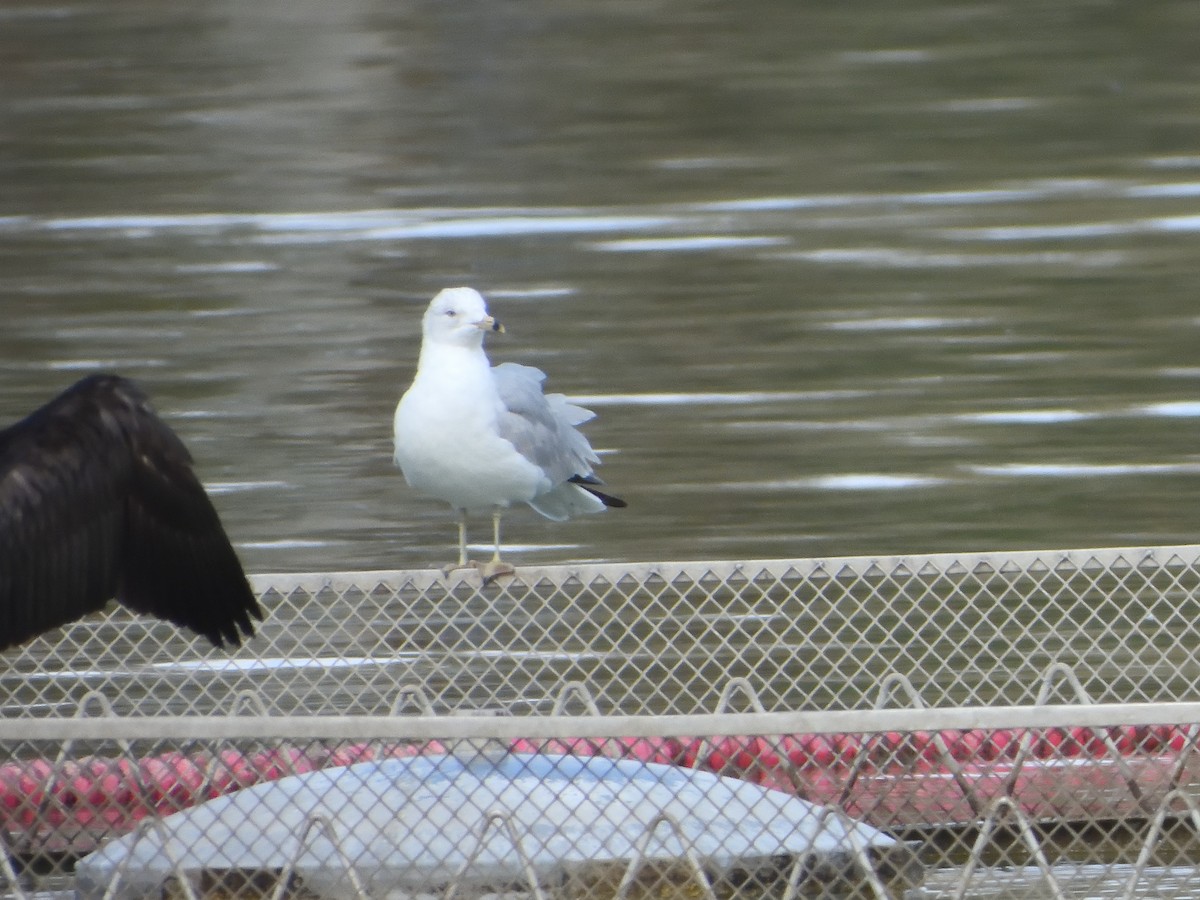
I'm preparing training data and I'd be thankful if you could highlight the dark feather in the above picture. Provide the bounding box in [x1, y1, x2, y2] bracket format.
[0, 374, 262, 651]
[568, 473, 627, 509]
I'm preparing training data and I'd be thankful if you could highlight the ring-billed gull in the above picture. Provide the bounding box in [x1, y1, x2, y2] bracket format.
[393, 287, 624, 583]
[0, 374, 262, 650]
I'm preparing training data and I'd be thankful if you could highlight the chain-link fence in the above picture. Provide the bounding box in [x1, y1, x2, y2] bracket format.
[4, 545, 1200, 897]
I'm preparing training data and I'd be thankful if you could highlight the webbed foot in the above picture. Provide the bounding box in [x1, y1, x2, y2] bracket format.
[440, 560, 476, 579]
[475, 559, 516, 586]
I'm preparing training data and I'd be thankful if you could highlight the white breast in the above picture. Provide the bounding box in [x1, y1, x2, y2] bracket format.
[393, 346, 545, 512]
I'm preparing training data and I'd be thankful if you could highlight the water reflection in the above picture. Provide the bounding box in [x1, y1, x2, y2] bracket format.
[2, 0, 1200, 578]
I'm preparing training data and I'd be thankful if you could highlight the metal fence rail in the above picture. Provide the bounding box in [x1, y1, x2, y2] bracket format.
[2, 545, 1200, 897]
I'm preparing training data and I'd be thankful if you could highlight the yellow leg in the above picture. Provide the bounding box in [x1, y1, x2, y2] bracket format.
[476, 507, 516, 585]
[458, 511, 470, 567]
[439, 509, 474, 577]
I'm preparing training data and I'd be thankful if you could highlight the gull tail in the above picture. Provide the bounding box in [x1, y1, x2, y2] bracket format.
[528, 475, 627, 521]
[569, 474, 627, 509]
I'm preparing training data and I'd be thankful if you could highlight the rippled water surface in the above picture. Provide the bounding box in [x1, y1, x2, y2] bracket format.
[4, 0, 1200, 576]
[7, 5, 1200, 898]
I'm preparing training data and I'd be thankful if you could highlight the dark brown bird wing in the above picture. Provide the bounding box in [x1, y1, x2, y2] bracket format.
[0, 374, 261, 651]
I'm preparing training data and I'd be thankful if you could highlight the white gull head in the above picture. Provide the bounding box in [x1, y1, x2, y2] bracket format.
[421, 287, 504, 349]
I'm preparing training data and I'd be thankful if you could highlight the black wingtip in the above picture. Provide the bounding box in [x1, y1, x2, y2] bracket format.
[205, 590, 265, 649]
[594, 491, 627, 509]
[569, 474, 627, 509]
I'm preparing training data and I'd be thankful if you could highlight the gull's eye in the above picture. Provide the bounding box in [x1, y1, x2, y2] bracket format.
[445, 309, 457, 317]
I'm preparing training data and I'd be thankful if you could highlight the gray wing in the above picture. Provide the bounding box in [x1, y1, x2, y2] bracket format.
[491, 362, 599, 485]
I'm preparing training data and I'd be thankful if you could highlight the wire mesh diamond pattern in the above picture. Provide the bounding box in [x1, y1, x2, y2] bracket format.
[3, 545, 1200, 897]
